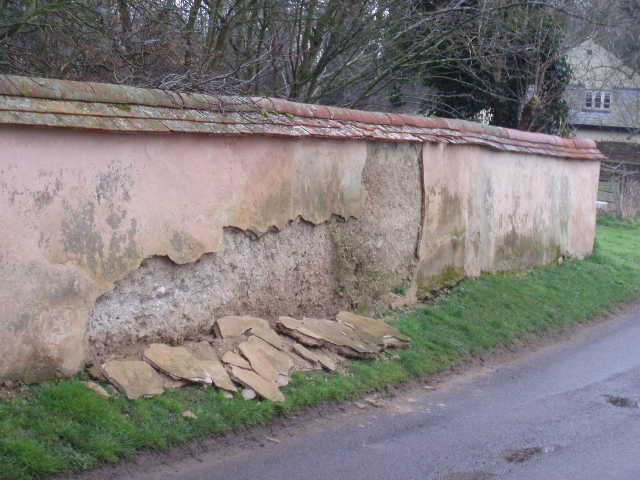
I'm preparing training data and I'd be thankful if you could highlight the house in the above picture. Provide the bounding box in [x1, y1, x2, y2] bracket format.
[565, 39, 640, 216]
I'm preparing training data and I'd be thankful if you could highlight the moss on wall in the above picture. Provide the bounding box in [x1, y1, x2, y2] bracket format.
[416, 265, 465, 299]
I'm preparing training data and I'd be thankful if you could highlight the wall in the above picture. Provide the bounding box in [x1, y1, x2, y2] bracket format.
[88, 141, 423, 360]
[0, 126, 599, 381]
[1, 128, 429, 379]
[418, 144, 599, 293]
[0, 128, 369, 380]
[0, 75, 603, 382]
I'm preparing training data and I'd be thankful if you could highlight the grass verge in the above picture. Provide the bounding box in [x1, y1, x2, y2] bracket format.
[2, 218, 640, 479]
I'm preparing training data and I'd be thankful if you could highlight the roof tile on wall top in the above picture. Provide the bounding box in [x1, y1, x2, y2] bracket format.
[0, 76, 22, 96]
[405, 115, 451, 129]
[0, 74, 605, 161]
[573, 137, 598, 149]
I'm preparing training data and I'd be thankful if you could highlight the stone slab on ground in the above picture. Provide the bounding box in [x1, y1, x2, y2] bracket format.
[215, 316, 271, 338]
[82, 381, 111, 398]
[186, 341, 237, 392]
[292, 344, 337, 371]
[276, 316, 380, 358]
[102, 360, 166, 399]
[247, 336, 294, 374]
[277, 374, 291, 387]
[247, 326, 287, 351]
[87, 364, 107, 381]
[161, 376, 187, 390]
[238, 341, 279, 382]
[337, 311, 410, 348]
[230, 366, 284, 402]
[143, 344, 212, 384]
[221, 351, 251, 369]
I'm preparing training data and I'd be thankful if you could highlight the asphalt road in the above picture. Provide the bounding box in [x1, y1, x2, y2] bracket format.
[95, 304, 640, 480]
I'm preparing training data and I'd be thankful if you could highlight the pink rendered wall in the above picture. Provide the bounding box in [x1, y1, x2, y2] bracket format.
[0, 127, 366, 380]
[0, 126, 600, 381]
[418, 143, 599, 292]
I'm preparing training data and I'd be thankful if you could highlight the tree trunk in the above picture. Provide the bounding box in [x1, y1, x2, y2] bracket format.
[184, 0, 203, 69]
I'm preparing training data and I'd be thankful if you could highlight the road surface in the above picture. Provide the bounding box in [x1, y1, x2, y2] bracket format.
[81, 303, 640, 480]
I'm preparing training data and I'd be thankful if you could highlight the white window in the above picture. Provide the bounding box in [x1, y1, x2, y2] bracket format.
[584, 90, 611, 111]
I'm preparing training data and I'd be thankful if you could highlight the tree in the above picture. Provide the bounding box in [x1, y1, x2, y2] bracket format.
[0, 0, 579, 135]
[388, 0, 573, 134]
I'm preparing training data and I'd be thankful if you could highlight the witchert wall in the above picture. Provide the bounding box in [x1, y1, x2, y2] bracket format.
[0, 75, 603, 381]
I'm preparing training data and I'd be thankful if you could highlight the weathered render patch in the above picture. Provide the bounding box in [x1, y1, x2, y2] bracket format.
[88, 141, 424, 358]
[0, 128, 367, 380]
[88, 219, 344, 356]
[418, 143, 599, 294]
[0, 261, 95, 381]
[332, 142, 423, 310]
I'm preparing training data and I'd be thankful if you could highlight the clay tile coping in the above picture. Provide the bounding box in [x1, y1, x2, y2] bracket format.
[0, 74, 599, 152]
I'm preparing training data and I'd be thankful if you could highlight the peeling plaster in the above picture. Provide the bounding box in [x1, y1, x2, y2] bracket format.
[88, 141, 424, 357]
[0, 127, 600, 382]
[0, 129, 367, 380]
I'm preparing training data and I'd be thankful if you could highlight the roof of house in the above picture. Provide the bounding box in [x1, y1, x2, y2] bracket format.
[0, 74, 604, 161]
[567, 39, 640, 90]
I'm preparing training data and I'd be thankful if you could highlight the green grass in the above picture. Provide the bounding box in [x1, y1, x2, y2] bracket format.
[2, 217, 640, 479]
[594, 213, 640, 229]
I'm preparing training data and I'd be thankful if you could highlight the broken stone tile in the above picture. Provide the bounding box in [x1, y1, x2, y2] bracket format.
[291, 344, 337, 371]
[247, 326, 287, 351]
[102, 360, 166, 400]
[82, 381, 111, 398]
[247, 336, 294, 374]
[186, 341, 238, 392]
[182, 410, 198, 419]
[222, 351, 251, 369]
[230, 366, 284, 403]
[276, 316, 380, 358]
[337, 311, 410, 348]
[143, 344, 212, 385]
[276, 316, 323, 347]
[238, 341, 278, 382]
[161, 375, 187, 390]
[288, 348, 322, 370]
[87, 364, 107, 381]
[277, 374, 290, 387]
[215, 315, 270, 338]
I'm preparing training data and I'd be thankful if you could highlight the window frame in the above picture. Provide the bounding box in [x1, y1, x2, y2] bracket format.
[584, 90, 612, 112]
